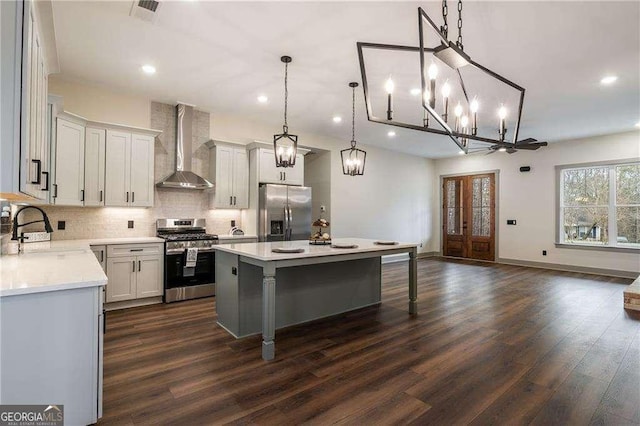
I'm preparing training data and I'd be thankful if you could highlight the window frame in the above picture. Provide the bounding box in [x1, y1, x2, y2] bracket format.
[555, 158, 640, 253]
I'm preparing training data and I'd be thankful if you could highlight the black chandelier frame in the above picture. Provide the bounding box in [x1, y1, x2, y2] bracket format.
[357, 6, 529, 152]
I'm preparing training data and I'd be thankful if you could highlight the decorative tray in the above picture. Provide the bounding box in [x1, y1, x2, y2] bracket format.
[309, 239, 332, 245]
[331, 243, 359, 249]
[374, 241, 399, 245]
[272, 247, 305, 253]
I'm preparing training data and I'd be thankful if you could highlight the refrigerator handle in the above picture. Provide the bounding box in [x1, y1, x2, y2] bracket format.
[286, 206, 293, 240]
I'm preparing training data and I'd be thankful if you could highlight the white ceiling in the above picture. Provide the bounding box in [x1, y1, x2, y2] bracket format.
[51, 1, 640, 158]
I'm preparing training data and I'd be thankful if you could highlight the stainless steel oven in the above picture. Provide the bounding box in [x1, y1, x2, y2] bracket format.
[157, 218, 218, 303]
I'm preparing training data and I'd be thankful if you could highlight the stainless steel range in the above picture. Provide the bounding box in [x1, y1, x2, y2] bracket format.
[156, 218, 218, 303]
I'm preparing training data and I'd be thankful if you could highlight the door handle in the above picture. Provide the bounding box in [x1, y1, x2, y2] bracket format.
[41, 171, 49, 191]
[132, 260, 135, 272]
[30, 159, 41, 184]
[138, 260, 141, 272]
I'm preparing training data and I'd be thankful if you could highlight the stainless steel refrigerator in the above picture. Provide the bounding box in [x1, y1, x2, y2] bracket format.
[259, 184, 312, 241]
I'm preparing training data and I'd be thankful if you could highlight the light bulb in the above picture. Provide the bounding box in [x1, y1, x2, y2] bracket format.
[441, 81, 451, 98]
[461, 115, 469, 128]
[354, 158, 361, 166]
[277, 146, 284, 155]
[470, 98, 479, 113]
[498, 105, 507, 119]
[286, 147, 293, 156]
[424, 90, 431, 104]
[454, 103, 463, 118]
[428, 63, 438, 80]
[385, 77, 394, 94]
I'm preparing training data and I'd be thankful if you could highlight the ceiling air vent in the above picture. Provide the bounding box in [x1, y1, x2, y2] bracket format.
[130, 0, 162, 23]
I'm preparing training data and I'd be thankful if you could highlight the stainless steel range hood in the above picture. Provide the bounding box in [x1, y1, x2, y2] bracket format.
[156, 104, 213, 190]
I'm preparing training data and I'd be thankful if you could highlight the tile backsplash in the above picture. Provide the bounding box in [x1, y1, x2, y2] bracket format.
[11, 101, 242, 240]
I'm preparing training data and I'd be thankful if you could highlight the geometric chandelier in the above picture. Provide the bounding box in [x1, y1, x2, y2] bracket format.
[357, 2, 547, 154]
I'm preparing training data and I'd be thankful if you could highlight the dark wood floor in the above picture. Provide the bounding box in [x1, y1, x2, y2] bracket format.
[99, 257, 639, 425]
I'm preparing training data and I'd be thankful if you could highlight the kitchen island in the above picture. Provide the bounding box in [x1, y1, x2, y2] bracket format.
[214, 238, 418, 360]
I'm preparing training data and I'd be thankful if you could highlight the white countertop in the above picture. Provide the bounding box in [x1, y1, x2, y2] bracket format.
[218, 235, 258, 240]
[214, 238, 417, 262]
[6, 236, 164, 254]
[0, 248, 107, 297]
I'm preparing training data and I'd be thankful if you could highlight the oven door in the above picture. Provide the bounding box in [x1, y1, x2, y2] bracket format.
[165, 250, 216, 302]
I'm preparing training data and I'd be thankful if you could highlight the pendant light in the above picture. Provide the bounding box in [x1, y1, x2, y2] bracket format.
[341, 82, 367, 176]
[273, 55, 298, 168]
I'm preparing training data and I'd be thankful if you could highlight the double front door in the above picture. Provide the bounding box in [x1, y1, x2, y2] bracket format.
[443, 173, 496, 261]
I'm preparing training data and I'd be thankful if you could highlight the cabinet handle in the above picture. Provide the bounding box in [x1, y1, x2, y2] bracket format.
[129, 248, 143, 252]
[132, 192, 135, 203]
[30, 159, 41, 184]
[132, 260, 135, 272]
[99, 190, 103, 202]
[81, 189, 85, 202]
[138, 260, 141, 272]
[233, 196, 236, 206]
[284, 172, 286, 181]
[41, 171, 49, 191]
[101, 250, 104, 263]
[53, 183, 58, 198]
[230, 196, 233, 205]
[126, 192, 129, 202]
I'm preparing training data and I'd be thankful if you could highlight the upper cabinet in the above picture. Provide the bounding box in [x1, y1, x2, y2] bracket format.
[105, 130, 155, 207]
[207, 141, 249, 209]
[50, 112, 159, 207]
[253, 147, 305, 186]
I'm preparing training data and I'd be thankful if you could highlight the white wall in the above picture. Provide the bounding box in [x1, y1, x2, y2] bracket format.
[304, 151, 332, 224]
[434, 131, 640, 274]
[211, 112, 437, 253]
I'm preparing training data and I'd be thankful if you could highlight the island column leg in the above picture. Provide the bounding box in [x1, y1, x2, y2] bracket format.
[262, 264, 276, 361]
[409, 247, 418, 315]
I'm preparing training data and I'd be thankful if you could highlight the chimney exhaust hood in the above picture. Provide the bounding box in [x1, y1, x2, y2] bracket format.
[156, 104, 213, 190]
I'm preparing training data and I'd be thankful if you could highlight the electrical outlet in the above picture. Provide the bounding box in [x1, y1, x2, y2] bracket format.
[57, 221, 66, 230]
[231, 220, 236, 227]
[128, 220, 134, 229]
[542, 250, 547, 256]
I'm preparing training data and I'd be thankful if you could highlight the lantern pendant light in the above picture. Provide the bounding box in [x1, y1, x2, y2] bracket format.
[341, 82, 367, 176]
[273, 55, 298, 168]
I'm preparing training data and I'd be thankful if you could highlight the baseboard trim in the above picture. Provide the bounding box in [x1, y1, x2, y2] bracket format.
[497, 257, 638, 279]
[105, 296, 163, 311]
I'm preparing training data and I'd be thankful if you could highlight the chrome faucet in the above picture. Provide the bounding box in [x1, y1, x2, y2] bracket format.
[11, 206, 53, 253]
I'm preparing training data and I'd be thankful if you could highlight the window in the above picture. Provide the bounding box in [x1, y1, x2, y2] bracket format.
[558, 161, 640, 249]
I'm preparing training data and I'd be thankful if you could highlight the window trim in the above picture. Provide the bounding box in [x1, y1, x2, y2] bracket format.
[555, 158, 640, 252]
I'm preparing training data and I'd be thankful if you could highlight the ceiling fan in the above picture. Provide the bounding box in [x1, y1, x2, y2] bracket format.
[484, 138, 548, 154]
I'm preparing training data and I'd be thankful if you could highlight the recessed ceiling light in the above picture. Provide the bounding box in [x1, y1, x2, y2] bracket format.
[141, 64, 156, 75]
[333, 116, 342, 123]
[410, 88, 422, 96]
[600, 75, 618, 85]
[257, 95, 268, 103]
[387, 131, 396, 137]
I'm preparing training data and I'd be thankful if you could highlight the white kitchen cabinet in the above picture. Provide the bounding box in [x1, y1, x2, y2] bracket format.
[0, 285, 104, 425]
[105, 243, 164, 302]
[19, 1, 51, 201]
[255, 148, 305, 186]
[105, 130, 154, 207]
[208, 141, 249, 209]
[91, 245, 107, 271]
[84, 127, 106, 206]
[52, 117, 85, 206]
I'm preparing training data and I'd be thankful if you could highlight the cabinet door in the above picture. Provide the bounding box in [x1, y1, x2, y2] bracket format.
[258, 149, 282, 184]
[53, 119, 85, 206]
[233, 148, 249, 208]
[105, 130, 131, 207]
[84, 128, 106, 206]
[106, 257, 136, 302]
[129, 133, 154, 207]
[213, 145, 233, 208]
[90, 245, 106, 271]
[283, 154, 304, 186]
[136, 256, 163, 298]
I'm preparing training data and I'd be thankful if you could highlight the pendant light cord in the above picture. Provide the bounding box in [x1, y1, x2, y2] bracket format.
[351, 85, 356, 148]
[283, 61, 289, 131]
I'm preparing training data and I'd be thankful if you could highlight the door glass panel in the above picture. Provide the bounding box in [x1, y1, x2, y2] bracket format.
[471, 177, 491, 236]
[446, 180, 463, 235]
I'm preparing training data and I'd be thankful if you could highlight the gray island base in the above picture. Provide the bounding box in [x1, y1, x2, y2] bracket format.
[214, 238, 418, 360]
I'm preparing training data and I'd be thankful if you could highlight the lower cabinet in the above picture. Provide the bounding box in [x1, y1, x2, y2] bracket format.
[105, 243, 163, 303]
[91, 245, 106, 271]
